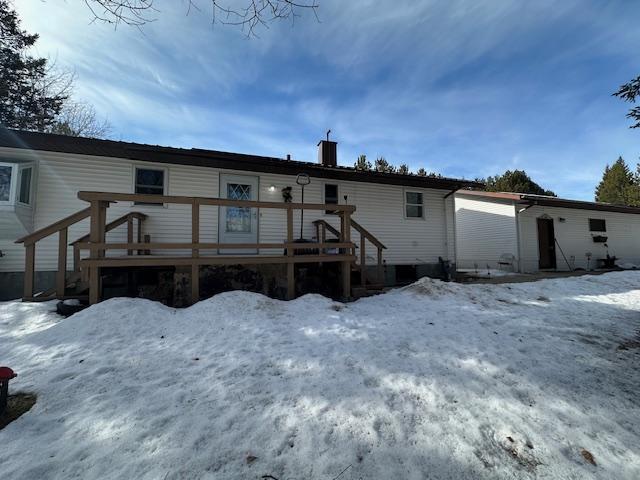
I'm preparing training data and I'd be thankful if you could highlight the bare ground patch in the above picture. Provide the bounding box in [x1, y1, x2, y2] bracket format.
[0, 393, 37, 430]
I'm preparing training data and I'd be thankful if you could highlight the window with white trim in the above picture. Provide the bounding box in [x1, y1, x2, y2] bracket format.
[405, 191, 424, 218]
[134, 167, 165, 204]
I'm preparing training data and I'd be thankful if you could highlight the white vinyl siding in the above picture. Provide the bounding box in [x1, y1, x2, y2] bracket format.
[455, 194, 518, 270]
[454, 193, 640, 273]
[0, 147, 456, 272]
[518, 205, 640, 272]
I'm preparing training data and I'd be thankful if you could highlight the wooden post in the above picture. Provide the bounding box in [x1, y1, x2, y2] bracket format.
[360, 235, 366, 287]
[23, 243, 35, 300]
[341, 211, 352, 300]
[127, 216, 134, 256]
[320, 223, 326, 255]
[56, 227, 68, 298]
[89, 200, 107, 305]
[191, 201, 200, 304]
[377, 248, 383, 285]
[136, 217, 143, 255]
[73, 244, 80, 273]
[143, 234, 151, 255]
[286, 206, 294, 300]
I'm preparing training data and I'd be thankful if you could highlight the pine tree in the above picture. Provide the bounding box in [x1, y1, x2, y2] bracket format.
[0, 0, 68, 130]
[416, 167, 442, 178]
[397, 164, 410, 175]
[374, 156, 395, 173]
[354, 154, 372, 171]
[483, 170, 555, 196]
[613, 75, 640, 129]
[594, 157, 639, 206]
[627, 164, 640, 206]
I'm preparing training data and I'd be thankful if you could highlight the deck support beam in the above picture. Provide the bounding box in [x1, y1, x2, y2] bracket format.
[23, 243, 35, 299]
[127, 216, 134, 256]
[341, 211, 352, 300]
[56, 228, 68, 297]
[286, 207, 295, 300]
[88, 200, 107, 305]
[360, 235, 366, 287]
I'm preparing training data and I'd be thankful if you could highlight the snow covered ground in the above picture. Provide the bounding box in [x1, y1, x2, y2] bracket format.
[1, 272, 639, 480]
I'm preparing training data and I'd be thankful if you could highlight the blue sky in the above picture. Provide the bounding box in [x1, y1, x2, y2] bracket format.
[16, 0, 640, 200]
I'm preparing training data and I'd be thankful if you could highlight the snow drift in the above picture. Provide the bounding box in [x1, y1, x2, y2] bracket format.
[1, 272, 639, 479]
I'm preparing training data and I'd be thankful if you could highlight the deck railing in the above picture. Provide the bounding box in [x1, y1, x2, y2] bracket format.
[73, 191, 357, 304]
[314, 218, 387, 287]
[15, 209, 146, 301]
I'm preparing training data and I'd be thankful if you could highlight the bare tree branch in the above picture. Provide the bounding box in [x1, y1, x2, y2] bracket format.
[81, 0, 319, 33]
[82, 0, 155, 27]
[48, 101, 112, 138]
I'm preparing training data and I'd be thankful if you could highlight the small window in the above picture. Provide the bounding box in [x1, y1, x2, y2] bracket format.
[0, 164, 13, 202]
[135, 167, 165, 204]
[18, 167, 32, 204]
[324, 183, 338, 214]
[405, 191, 424, 218]
[589, 218, 606, 232]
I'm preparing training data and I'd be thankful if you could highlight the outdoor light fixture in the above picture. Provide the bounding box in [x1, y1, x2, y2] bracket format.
[268, 184, 277, 192]
[296, 173, 311, 239]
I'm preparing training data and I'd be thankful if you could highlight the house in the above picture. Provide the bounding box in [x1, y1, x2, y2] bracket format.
[455, 190, 640, 273]
[0, 129, 478, 303]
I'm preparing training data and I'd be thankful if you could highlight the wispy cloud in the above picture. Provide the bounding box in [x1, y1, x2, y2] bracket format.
[15, 0, 640, 199]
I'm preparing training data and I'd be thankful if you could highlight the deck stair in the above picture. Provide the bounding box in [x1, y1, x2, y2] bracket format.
[313, 218, 387, 298]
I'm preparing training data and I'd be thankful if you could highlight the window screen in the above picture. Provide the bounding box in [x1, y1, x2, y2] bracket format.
[405, 191, 424, 218]
[325, 184, 338, 214]
[589, 218, 606, 232]
[18, 167, 32, 204]
[135, 168, 165, 204]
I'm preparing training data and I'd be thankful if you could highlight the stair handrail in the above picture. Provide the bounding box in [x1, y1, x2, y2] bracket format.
[349, 218, 387, 250]
[312, 219, 341, 239]
[313, 218, 386, 287]
[15, 207, 91, 246]
[15, 207, 92, 300]
[70, 212, 147, 246]
[15, 208, 147, 301]
[70, 211, 148, 273]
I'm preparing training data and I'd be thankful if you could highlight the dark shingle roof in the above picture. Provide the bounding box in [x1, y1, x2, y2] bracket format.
[0, 129, 480, 191]
[457, 189, 640, 215]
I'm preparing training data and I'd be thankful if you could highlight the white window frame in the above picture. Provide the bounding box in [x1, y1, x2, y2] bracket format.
[323, 182, 340, 215]
[0, 162, 17, 206]
[132, 165, 168, 206]
[17, 164, 34, 206]
[404, 189, 425, 220]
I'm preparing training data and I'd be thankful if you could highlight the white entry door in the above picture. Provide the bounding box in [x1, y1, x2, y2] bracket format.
[219, 174, 259, 254]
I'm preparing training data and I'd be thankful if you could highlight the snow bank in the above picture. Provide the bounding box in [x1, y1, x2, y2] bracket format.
[1, 272, 640, 479]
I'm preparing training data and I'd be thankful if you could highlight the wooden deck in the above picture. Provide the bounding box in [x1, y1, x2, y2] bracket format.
[16, 191, 371, 305]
